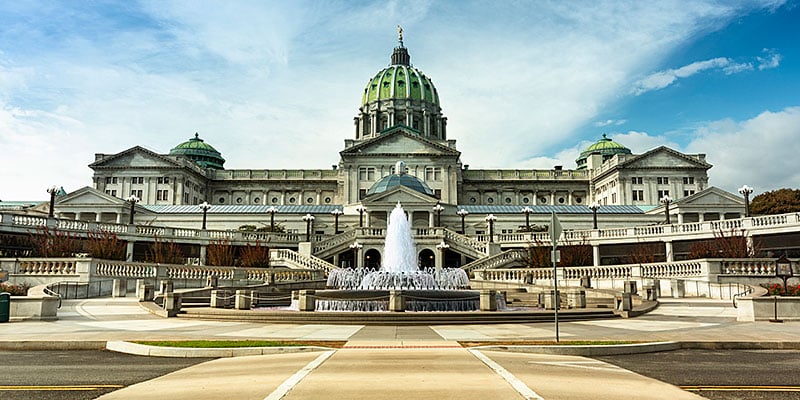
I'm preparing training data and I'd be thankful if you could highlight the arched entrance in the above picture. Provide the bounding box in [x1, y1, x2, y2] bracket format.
[364, 248, 381, 270]
[418, 248, 435, 269]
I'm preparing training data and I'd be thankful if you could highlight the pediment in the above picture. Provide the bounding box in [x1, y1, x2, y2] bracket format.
[363, 186, 438, 205]
[57, 187, 127, 206]
[674, 187, 743, 206]
[620, 147, 710, 170]
[91, 146, 181, 169]
[341, 129, 460, 157]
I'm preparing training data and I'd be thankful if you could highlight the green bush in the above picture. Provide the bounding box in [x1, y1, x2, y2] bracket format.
[0, 282, 31, 296]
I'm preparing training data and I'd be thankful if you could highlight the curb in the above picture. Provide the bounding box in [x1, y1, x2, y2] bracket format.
[105, 341, 334, 358]
[476, 341, 681, 356]
[0, 341, 107, 351]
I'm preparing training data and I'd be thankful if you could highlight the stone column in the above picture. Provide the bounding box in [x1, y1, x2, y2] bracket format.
[388, 290, 405, 312]
[592, 245, 600, 267]
[480, 290, 497, 311]
[126, 241, 135, 262]
[665, 241, 674, 262]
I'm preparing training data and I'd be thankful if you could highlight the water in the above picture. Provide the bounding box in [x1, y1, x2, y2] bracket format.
[382, 203, 418, 273]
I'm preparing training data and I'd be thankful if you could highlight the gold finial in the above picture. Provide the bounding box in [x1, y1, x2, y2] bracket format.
[397, 25, 403, 42]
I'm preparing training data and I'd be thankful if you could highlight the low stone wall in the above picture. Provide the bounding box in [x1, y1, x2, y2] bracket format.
[9, 284, 60, 321]
[737, 296, 800, 321]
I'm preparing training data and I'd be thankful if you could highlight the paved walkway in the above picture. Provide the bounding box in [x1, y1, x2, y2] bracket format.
[2, 297, 799, 399]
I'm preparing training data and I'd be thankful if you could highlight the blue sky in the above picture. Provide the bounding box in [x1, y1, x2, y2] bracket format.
[1, 0, 798, 201]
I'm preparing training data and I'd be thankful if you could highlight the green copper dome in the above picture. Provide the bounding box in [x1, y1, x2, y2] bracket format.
[575, 134, 632, 170]
[366, 161, 435, 197]
[361, 65, 440, 107]
[169, 133, 225, 170]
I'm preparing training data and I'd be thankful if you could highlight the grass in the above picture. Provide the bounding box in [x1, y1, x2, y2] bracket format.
[131, 340, 347, 348]
[459, 340, 645, 347]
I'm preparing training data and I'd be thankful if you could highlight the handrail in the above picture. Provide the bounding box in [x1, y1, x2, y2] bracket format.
[42, 285, 63, 309]
[732, 285, 754, 308]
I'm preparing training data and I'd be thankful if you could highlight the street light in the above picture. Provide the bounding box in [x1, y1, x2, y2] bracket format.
[199, 201, 211, 230]
[776, 254, 794, 295]
[521, 206, 533, 231]
[738, 185, 754, 218]
[588, 201, 600, 230]
[349, 241, 363, 268]
[660, 195, 672, 225]
[302, 213, 315, 242]
[46, 185, 58, 218]
[457, 209, 469, 234]
[126, 195, 139, 225]
[436, 240, 450, 271]
[485, 214, 497, 243]
[433, 202, 445, 227]
[266, 206, 278, 232]
[331, 209, 343, 234]
[356, 205, 367, 227]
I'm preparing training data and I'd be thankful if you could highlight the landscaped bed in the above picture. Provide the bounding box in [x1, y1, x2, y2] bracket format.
[131, 340, 347, 348]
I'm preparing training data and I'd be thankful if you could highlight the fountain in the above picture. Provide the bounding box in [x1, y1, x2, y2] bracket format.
[319, 202, 478, 311]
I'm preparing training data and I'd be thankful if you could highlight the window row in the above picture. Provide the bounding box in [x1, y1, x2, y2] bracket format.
[357, 166, 443, 181]
[631, 176, 696, 185]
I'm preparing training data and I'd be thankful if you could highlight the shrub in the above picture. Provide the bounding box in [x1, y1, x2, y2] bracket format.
[28, 226, 83, 257]
[207, 239, 236, 266]
[85, 230, 127, 260]
[146, 235, 184, 264]
[688, 228, 759, 259]
[0, 282, 31, 296]
[239, 240, 271, 268]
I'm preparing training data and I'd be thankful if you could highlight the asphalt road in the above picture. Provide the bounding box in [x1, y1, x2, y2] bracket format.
[0, 350, 213, 400]
[595, 349, 800, 400]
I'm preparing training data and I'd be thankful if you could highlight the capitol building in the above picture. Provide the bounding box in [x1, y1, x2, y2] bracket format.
[50, 33, 744, 236]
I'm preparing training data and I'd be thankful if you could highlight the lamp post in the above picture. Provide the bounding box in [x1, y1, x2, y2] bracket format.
[433, 202, 445, 227]
[126, 195, 139, 225]
[356, 205, 367, 227]
[776, 254, 794, 295]
[521, 206, 533, 231]
[199, 201, 211, 230]
[331, 209, 343, 234]
[349, 241, 362, 269]
[266, 206, 278, 232]
[588, 201, 600, 230]
[660, 195, 672, 225]
[738, 185, 754, 218]
[436, 240, 450, 273]
[46, 186, 58, 218]
[302, 213, 315, 242]
[485, 214, 497, 243]
[457, 209, 469, 234]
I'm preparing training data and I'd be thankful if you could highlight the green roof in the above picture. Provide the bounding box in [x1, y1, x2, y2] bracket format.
[169, 133, 225, 170]
[366, 172, 435, 197]
[575, 134, 631, 170]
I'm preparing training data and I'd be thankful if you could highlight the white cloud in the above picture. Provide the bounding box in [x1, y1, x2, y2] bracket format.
[594, 119, 627, 127]
[632, 57, 755, 95]
[685, 107, 800, 194]
[757, 48, 782, 70]
[0, 0, 792, 199]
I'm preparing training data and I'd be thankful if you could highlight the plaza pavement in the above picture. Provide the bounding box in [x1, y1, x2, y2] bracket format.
[2, 297, 799, 399]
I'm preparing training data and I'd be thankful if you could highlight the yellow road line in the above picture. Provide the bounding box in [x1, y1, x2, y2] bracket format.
[682, 385, 800, 392]
[0, 384, 124, 391]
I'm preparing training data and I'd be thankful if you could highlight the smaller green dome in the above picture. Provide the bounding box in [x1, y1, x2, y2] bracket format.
[169, 133, 225, 170]
[366, 161, 435, 197]
[575, 134, 632, 170]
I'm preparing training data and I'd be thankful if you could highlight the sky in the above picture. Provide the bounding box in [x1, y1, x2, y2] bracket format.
[1, 0, 799, 201]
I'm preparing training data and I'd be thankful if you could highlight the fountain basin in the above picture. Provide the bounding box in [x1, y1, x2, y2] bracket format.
[306, 289, 480, 312]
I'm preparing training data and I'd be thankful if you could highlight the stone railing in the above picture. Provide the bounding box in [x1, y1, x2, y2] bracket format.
[312, 229, 357, 255]
[720, 258, 786, 276]
[95, 260, 157, 278]
[13, 258, 79, 276]
[271, 249, 338, 273]
[640, 260, 705, 278]
[166, 266, 236, 280]
[461, 249, 528, 274]
[443, 229, 486, 257]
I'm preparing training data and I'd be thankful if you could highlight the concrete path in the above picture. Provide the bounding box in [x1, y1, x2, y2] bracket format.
[3, 296, 800, 399]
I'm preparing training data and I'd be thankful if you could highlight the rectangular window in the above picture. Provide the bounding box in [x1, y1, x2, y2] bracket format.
[683, 190, 695, 197]
[157, 177, 163, 184]
[658, 190, 670, 199]
[359, 189, 367, 200]
[657, 177, 669, 185]
[105, 177, 111, 184]
[683, 177, 695, 185]
[434, 189, 441, 199]
[130, 190, 142, 199]
[111, 190, 117, 197]
[112, 177, 118, 184]
[631, 177, 643, 185]
[183, 193, 190, 203]
[157, 190, 169, 201]
[425, 167, 442, 181]
[358, 167, 375, 181]
[611, 193, 617, 203]
[631, 190, 644, 201]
